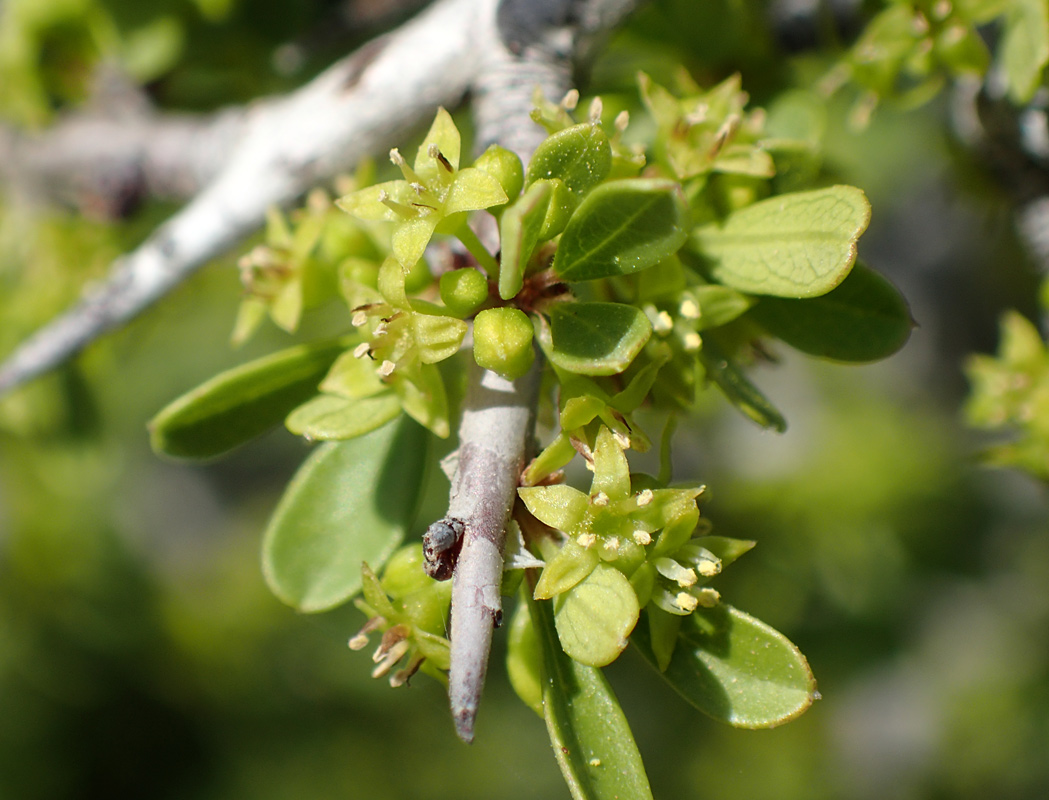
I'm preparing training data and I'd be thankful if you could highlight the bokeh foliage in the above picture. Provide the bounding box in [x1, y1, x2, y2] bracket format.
[2, 0, 1049, 797]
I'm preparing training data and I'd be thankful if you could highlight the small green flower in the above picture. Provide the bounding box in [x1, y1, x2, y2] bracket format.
[520, 426, 705, 599]
[350, 546, 452, 687]
[639, 70, 773, 181]
[336, 108, 508, 269]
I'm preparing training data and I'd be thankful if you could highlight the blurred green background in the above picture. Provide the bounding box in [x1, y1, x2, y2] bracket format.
[2, 0, 1048, 797]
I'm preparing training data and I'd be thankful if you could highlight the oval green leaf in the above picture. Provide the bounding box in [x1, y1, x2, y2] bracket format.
[507, 597, 544, 716]
[632, 602, 817, 728]
[541, 302, 652, 376]
[499, 180, 555, 300]
[691, 185, 871, 298]
[554, 179, 690, 282]
[699, 338, 787, 432]
[528, 590, 654, 800]
[149, 338, 349, 460]
[525, 123, 612, 195]
[748, 262, 913, 362]
[285, 392, 403, 441]
[262, 416, 428, 612]
[554, 563, 640, 667]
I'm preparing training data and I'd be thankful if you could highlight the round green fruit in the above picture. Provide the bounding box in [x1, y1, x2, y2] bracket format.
[474, 144, 524, 206]
[440, 268, 489, 316]
[473, 307, 536, 380]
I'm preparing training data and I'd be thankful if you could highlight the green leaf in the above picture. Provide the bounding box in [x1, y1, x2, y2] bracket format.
[149, 338, 349, 460]
[541, 303, 652, 376]
[526, 123, 612, 195]
[507, 596, 545, 716]
[393, 363, 450, 438]
[692, 186, 871, 298]
[1001, 0, 1049, 102]
[499, 180, 554, 300]
[529, 590, 654, 800]
[262, 416, 428, 612]
[749, 263, 913, 362]
[633, 603, 817, 728]
[699, 343, 787, 432]
[554, 563, 640, 666]
[554, 179, 690, 282]
[285, 392, 402, 441]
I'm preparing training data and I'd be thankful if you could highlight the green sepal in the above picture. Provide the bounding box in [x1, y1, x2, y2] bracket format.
[553, 563, 639, 667]
[526, 122, 612, 195]
[553, 179, 690, 282]
[748, 263, 913, 362]
[691, 186, 871, 298]
[519, 484, 590, 532]
[411, 313, 468, 364]
[632, 603, 817, 728]
[360, 561, 398, 619]
[591, 426, 631, 502]
[539, 302, 652, 376]
[320, 350, 388, 399]
[262, 416, 428, 612]
[443, 167, 509, 216]
[149, 337, 350, 460]
[533, 538, 599, 600]
[522, 433, 578, 486]
[684, 536, 755, 569]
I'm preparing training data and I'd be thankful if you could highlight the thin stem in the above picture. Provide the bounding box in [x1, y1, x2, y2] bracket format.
[456, 221, 500, 278]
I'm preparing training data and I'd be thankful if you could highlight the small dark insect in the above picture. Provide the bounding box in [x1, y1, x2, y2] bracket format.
[423, 517, 465, 580]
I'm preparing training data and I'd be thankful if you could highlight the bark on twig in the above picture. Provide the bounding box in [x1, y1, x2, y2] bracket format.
[0, 0, 484, 396]
[444, 362, 540, 742]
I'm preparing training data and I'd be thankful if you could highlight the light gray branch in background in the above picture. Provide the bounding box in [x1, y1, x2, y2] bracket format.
[0, 0, 486, 396]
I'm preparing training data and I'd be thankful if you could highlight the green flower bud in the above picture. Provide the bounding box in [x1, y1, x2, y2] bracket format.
[473, 307, 536, 380]
[439, 268, 489, 316]
[474, 145, 525, 206]
[381, 544, 432, 598]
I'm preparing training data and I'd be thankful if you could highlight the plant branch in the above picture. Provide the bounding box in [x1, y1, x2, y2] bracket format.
[445, 360, 541, 742]
[0, 0, 485, 396]
[438, 0, 644, 744]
